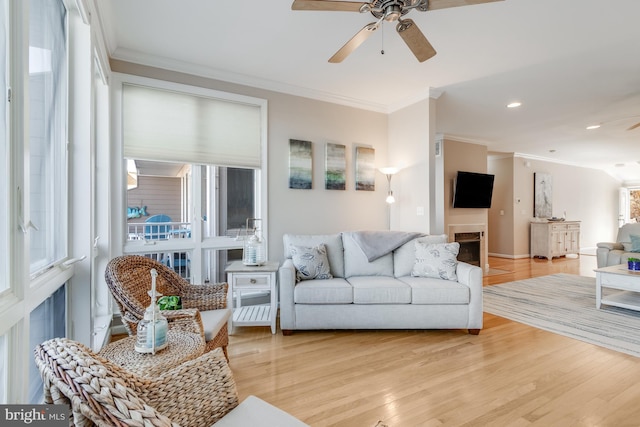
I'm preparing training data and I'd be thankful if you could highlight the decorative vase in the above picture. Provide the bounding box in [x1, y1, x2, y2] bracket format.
[135, 268, 168, 354]
[628, 260, 640, 271]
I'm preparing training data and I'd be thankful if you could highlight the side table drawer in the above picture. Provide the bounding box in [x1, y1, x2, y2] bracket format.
[233, 274, 271, 288]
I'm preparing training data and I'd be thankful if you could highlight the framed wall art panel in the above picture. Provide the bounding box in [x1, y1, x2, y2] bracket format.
[289, 139, 313, 189]
[534, 172, 552, 218]
[325, 143, 346, 190]
[355, 146, 375, 191]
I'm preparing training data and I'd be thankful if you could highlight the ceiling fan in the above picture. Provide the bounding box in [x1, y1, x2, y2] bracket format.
[291, 0, 504, 63]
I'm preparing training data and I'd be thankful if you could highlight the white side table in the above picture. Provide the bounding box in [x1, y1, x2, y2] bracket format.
[225, 260, 279, 334]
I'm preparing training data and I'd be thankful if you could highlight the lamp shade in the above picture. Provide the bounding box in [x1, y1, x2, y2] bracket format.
[378, 167, 399, 176]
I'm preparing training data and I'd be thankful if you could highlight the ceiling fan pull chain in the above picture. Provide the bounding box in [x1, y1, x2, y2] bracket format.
[381, 21, 385, 55]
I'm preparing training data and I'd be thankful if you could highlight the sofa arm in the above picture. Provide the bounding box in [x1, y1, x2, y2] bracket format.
[596, 242, 623, 250]
[456, 261, 483, 331]
[596, 242, 624, 268]
[279, 259, 296, 332]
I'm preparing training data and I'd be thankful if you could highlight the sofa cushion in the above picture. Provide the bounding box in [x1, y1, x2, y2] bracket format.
[412, 241, 460, 281]
[616, 223, 640, 244]
[284, 234, 345, 277]
[394, 234, 448, 278]
[398, 276, 470, 305]
[294, 278, 353, 304]
[348, 276, 411, 304]
[343, 233, 394, 277]
[290, 244, 333, 281]
[630, 234, 640, 252]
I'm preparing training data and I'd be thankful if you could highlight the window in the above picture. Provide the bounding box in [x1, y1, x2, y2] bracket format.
[0, 0, 100, 403]
[630, 188, 640, 222]
[29, 0, 68, 275]
[118, 76, 267, 285]
[0, 0, 7, 294]
[620, 187, 640, 226]
[125, 161, 258, 282]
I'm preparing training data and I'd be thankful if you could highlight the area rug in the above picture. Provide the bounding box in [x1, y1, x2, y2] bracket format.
[483, 273, 640, 357]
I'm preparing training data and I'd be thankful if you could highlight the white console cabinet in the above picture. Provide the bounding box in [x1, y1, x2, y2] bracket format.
[530, 221, 580, 260]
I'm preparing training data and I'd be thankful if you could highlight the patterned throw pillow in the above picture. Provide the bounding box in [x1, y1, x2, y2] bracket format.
[411, 241, 460, 281]
[290, 244, 333, 282]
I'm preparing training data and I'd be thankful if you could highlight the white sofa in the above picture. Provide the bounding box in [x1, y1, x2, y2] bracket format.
[279, 231, 483, 335]
[596, 222, 640, 268]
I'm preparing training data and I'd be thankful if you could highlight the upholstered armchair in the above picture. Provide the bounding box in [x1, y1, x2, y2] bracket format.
[34, 337, 308, 427]
[105, 255, 231, 359]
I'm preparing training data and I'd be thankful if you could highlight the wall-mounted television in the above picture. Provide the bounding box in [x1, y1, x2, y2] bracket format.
[452, 171, 495, 208]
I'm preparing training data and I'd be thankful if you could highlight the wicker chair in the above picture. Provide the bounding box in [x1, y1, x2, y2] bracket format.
[105, 255, 231, 360]
[34, 337, 308, 427]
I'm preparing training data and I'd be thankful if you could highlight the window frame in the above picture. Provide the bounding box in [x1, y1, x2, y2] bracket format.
[111, 73, 269, 284]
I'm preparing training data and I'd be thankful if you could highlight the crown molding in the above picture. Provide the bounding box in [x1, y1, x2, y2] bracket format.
[111, 48, 391, 114]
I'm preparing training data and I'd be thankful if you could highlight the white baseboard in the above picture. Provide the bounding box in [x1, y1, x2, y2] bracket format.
[488, 253, 531, 259]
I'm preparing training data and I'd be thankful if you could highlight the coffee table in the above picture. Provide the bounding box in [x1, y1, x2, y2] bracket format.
[595, 264, 640, 311]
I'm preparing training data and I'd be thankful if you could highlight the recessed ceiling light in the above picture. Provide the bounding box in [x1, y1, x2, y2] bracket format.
[506, 102, 522, 108]
[586, 124, 601, 130]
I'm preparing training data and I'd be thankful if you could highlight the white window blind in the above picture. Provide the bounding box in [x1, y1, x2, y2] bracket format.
[123, 84, 261, 168]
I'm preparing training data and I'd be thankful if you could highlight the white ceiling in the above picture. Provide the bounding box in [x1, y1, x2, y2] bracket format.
[97, 0, 640, 183]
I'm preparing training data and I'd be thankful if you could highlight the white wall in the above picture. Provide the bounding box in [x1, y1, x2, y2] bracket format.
[388, 98, 432, 232]
[487, 155, 514, 256]
[488, 154, 621, 258]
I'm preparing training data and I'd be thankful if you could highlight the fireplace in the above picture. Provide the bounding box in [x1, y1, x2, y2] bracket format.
[448, 224, 487, 273]
[454, 232, 481, 267]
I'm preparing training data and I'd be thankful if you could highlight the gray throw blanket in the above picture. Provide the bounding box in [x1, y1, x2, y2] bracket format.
[347, 230, 424, 262]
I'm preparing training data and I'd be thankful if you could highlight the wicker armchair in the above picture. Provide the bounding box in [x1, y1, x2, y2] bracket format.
[105, 255, 231, 360]
[34, 338, 308, 427]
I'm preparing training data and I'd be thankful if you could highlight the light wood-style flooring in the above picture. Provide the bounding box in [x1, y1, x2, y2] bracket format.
[228, 255, 640, 426]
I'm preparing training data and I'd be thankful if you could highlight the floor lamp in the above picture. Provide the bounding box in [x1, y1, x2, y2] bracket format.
[379, 167, 399, 229]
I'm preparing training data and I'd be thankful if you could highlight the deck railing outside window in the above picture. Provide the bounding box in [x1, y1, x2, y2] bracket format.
[127, 221, 191, 241]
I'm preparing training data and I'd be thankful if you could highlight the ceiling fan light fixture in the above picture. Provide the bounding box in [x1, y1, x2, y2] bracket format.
[384, 5, 402, 21]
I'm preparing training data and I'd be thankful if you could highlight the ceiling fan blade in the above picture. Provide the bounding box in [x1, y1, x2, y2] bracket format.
[292, 0, 367, 12]
[396, 19, 436, 62]
[329, 22, 379, 63]
[426, 0, 504, 11]
[628, 122, 640, 131]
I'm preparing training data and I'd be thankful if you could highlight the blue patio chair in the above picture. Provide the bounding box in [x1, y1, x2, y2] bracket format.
[144, 214, 172, 240]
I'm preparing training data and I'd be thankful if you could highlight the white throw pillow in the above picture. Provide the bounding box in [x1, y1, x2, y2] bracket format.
[290, 244, 333, 282]
[411, 241, 460, 281]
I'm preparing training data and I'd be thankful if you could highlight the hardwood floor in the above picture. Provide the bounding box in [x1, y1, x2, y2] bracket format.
[227, 254, 640, 426]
